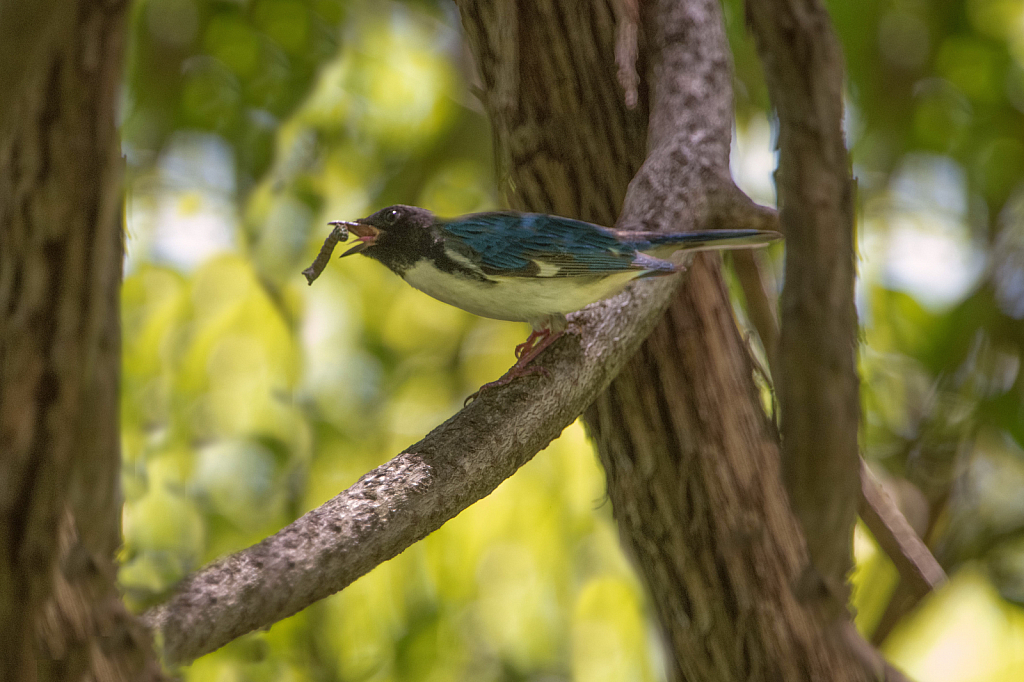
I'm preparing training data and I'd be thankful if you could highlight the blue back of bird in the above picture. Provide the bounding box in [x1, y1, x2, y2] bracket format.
[442, 212, 775, 278]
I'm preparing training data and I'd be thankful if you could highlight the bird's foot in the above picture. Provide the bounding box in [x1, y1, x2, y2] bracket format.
[465, 328, 566, 405]
[514, 329, 551, 360]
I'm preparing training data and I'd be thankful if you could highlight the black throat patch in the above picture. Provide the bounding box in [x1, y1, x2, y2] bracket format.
[364, 227, 490, 284]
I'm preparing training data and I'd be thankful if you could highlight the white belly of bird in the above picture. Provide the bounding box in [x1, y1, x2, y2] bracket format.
[402, 261, 641, 325]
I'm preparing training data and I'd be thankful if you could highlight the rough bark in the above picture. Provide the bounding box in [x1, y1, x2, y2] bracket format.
[0, 1, 162, 679]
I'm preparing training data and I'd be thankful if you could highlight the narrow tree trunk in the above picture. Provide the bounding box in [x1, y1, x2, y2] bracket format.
[460, 1, 872, 679]
[0, 1, 161, 679]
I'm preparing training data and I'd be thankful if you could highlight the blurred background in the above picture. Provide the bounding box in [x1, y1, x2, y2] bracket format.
[118, 0, 1024, 679]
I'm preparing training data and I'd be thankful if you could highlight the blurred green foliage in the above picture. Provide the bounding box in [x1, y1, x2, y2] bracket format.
[120, 0, 1024, 680]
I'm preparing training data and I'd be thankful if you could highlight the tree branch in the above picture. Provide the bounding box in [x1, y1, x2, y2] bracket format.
[746, 0, 862, 610]
[839, 621, 914, 682]
[733, 249, 780, 373]
[708, 185, 781, 376]
[859, 461, 946, 598]
[147, 278, 684, 663]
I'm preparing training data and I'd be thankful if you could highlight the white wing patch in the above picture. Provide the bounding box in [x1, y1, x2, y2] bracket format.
[532, 260, 562, 277]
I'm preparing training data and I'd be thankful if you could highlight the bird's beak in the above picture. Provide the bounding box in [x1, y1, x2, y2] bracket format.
[332, 220, 380, 257]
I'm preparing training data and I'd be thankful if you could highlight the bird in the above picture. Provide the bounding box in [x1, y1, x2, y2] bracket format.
[331, 204, 780, 396]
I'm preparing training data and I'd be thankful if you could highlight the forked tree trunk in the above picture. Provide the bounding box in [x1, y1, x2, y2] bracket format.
[459, 0, 872, 679]
[0, 1, 161, 679]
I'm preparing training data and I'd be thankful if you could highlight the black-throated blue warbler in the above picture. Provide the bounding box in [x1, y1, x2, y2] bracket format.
[332, 205, 780, 393]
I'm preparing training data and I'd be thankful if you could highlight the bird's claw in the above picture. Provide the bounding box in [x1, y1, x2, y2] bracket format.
[464, 327, 565, 405]
[514, 329, 551, 359]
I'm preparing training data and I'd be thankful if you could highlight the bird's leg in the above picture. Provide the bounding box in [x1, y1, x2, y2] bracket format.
[513, 328, 563, 368]
[464, 328, 566, 405]
[514, 328, 550, 359]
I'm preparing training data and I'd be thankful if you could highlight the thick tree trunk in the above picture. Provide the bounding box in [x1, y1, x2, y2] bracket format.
[461, 0, 873, 679]
[0, 1, 161, 679]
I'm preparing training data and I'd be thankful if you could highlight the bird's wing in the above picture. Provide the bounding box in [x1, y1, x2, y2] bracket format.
[441, 212, 675, 278]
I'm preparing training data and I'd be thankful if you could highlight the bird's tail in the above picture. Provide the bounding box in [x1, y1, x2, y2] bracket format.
[629, 229, 782, 253]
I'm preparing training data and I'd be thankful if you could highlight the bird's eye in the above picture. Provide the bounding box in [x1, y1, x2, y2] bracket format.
[386, 208, 401, 224]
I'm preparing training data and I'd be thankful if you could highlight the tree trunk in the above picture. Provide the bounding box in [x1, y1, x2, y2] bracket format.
[0, 1, 161, 679]
[460, 0, 873, 679]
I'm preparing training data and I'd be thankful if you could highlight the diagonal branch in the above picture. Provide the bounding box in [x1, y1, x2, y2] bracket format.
[145, 277, 679, 664]
[733, 249, 780, 372]
[859, 461, 947, 598]
[709, 184, 781, 376]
